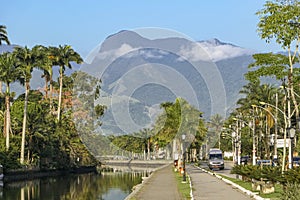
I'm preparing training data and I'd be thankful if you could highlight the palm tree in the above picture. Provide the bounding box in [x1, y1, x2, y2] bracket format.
[0, 52, 20, 150]
[50, 45, 83, 121]
[0, 25, 10, 45]
[34, 45, 54, 109]
[236, 82, 283, 159]
[0, 25, 11, 95]
[207, 114, 224, 149]
[14, 46, 38, 164]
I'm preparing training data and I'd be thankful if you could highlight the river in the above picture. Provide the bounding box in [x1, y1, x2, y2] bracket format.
[0, 170, 149, 200]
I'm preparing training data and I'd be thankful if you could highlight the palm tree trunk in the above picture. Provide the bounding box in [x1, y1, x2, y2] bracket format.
[49, 76, 53, 111]
[0, 82, 2, 95]
[147, 138, 150, 160]
[57, 67, 63, 121]
[5, 84, 10, 151]
[44, 76, 48, 99]
[20, 81, 29, 164]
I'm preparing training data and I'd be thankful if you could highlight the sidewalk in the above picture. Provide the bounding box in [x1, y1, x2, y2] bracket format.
[186, 165, 252, 200]
[126, 163, 254, 200]
[126, 163, 182, 200]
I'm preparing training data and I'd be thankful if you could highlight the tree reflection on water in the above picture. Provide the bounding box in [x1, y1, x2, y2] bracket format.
[0, 171, 149, 200]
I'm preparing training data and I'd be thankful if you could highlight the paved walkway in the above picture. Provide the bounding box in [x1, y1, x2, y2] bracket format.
[186, 165, 252, 200]
[126, 164, 253, 200]
[127, 164, 182, 200]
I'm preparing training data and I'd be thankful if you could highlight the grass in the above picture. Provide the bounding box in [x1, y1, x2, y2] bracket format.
[174, 168, 192, 200]
[218, 174, 283, 199]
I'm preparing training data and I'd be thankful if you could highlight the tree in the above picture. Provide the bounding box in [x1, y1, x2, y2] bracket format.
[236, 83, 283, 159]
[14, 46, 39, 164]
[33, 45, 58, 112]
[153, 98, 206, 160]
[140, 128, 153, 160]
[255, 0, 300, 123]
[207, 114, 224, 149]
[50, 45, 83, 121]
[0, 52, 20, 150]
[0, 25, 10, 45]
[0, 25, 11, 95]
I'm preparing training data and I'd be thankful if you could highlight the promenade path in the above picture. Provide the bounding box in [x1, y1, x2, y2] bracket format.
[126, 163, 254, 200]
[187, 165, 252, 200]
[126, 163, 182, 200]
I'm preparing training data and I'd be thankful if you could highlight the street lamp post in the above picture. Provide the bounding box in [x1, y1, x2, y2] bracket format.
[288, 128, 296, 169]
[222, 127, 237, 164]
[252, 104, 278, 162]
[228, 131, 239, 165]
[260, 102, 288, 172]
[234, 119, 241, 165]
[252, 116, 256, 165]
[182, 134, 186, 183]
[233, 117, 255, 165]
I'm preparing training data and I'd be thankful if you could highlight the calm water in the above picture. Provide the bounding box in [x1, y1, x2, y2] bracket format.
[0, 171, 147, 200]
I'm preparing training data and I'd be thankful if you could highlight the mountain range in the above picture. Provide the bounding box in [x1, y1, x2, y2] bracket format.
[0, 30, 257, 135]
[77, 30, 256, 135]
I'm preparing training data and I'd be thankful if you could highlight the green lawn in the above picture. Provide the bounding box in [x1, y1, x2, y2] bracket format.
[174, 169, 192, 200]
[218, 174, 283, 199]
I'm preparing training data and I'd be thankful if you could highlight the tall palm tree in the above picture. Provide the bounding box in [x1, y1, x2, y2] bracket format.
[207, 114, 224, 149]
[50, 45, 83, 121]
[0, 25, 11, 95]
[14, 46, 38, 164]
[0, 52, 20, 150]
[34, 45, 54, 109]
[237, 82, 282, 159]
[0, 25, 10, 45]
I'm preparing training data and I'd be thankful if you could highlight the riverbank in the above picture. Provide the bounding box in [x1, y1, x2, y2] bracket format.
[3, 165, 98, 182]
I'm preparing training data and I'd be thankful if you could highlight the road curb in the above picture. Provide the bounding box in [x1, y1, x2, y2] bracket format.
[194, 166, 268, 200]
[187, 174, 194, 200]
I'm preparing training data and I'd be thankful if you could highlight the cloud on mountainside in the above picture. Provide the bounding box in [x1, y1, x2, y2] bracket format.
[178, 41, 254, 62]
[96, 43, 136, 60]
[93, 38, 254, 63]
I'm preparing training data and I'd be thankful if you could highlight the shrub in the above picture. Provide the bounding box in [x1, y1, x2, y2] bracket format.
[280, 182, 300, 200]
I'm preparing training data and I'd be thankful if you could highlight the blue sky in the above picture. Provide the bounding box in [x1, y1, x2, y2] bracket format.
[1, 0, 282, 59]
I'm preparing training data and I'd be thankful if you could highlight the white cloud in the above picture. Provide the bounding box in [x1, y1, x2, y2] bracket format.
[177, 42, 254, 62]
[178, 44, 211, 62]
[139, 49, 164, 59]
[96, 43, 136, 60]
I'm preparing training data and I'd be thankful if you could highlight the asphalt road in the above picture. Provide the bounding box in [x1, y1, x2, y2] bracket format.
[187, 164, 252, 200]
[199, 160, 237, 179]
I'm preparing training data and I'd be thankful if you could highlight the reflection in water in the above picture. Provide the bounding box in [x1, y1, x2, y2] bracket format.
[0, 171, 148, 200]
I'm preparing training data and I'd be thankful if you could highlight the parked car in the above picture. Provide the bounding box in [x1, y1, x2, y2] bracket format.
[241, 156, 250, 165]
[293, 157, 300, 167]
[257, 159, 272, 166]
[272, 158, 279, 166]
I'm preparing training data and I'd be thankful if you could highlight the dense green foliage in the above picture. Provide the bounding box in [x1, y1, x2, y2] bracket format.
[109, 98, 207, 159]
[223, 0, 300, 161]
[0, 43, 98, 171]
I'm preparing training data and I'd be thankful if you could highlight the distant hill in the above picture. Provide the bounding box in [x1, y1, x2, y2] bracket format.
[76, 30, 256, 135]
[0, 32, 257, 135]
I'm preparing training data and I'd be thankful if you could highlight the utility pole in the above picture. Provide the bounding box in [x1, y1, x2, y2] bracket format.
[274, 93, 278, 159]
[252, 115, 256, 165]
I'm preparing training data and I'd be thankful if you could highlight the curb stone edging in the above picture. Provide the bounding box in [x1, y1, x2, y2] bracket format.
[187, 174, 194, 200]
[194, 166, 269, 200]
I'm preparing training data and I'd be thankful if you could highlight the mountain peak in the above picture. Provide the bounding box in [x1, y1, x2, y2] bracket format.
[196, 38, 254, 61]
[198, 38, 237, 47]
[207, 38, 225, 46]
